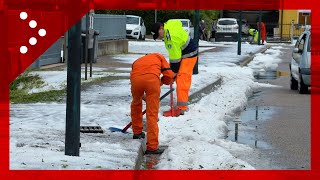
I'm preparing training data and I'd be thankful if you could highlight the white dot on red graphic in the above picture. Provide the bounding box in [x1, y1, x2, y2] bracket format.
[29, 20, 37, 28]
[20, 46, 28, 54]
[39, 29, 46, 37]
[29, 37, 37, 45]
[20, 12, 28, 20]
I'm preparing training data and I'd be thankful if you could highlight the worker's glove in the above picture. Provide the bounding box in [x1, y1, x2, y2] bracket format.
[161, 76, 175, 85]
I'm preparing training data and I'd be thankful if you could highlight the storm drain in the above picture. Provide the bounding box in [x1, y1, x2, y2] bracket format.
[80, 126, 104, 133]
[254, 71, 289, 80]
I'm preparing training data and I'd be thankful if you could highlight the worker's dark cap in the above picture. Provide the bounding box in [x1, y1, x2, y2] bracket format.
[151, 22, 163, 40]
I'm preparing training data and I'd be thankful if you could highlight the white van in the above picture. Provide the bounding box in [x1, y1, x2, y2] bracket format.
[126, 15, 146, 40]
[171, 19, 194, 39]
[215, 18, 239, 42]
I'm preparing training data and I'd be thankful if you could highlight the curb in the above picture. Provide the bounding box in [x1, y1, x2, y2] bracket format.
[134, 139, 146, 170]
[134, 78, 223, 169]
[239, 45, 271, 67]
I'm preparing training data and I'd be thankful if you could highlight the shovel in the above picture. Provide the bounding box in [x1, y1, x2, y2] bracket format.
[109, 87, 175, 133]
[162, 83, 175, 117]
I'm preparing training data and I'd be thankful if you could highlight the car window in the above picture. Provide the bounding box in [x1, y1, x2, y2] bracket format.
[307, 35, 311, 52]
[180, 21, 188, 27]
[126, 16, 139, 25]
[295, 33, 304, 48]
[298, 35, 306, 52]
[218, 20, 237, 25]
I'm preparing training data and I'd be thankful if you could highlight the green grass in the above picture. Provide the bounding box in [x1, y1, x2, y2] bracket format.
[10, 71, 66, 104]
[10, 89, 66, 104]
[10, 70, 129, 104]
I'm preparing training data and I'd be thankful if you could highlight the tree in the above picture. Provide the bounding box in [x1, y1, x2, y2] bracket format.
[95, 10, 220, 35]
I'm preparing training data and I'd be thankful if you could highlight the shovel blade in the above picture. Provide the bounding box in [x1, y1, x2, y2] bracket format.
[163, 108, 181, 117]
[109, 127, 129, 133]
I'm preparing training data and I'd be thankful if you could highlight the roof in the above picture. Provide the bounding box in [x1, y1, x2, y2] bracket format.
[126, 15, 140, 18]
[218, 18, 237, 21]
[171, 19, 190, 22]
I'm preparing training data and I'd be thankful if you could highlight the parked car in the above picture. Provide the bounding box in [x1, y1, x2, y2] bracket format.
[171, 19, 194, 39]
[126, 15, 146, 40]
[215, 18, 239, 42]
[290, 27, 311, 94]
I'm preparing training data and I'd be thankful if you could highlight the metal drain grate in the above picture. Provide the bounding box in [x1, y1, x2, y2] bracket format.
[80, 126, 104, 133]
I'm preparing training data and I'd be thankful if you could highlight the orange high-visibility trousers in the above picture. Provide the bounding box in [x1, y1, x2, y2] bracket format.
[130, 74, 160, 151]
[176, 56, 198, 111]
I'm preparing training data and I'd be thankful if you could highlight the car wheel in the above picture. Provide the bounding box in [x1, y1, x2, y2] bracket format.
[298, 73, 308, 94]
[290, 72, 298, 90]
[138, 31, 142, 40]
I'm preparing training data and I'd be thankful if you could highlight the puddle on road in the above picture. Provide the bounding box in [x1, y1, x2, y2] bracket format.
[226, 106, 279, 150]
[253, 70, 289, 80]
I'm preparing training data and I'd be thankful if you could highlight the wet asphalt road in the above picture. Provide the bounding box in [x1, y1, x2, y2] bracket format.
[238, 44, 311, 169]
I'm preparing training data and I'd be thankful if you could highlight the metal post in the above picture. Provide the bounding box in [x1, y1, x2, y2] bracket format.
[235, 123, 238, 141]
[193, 10, 200, 75]
[65, 19, 82, 156]
[256, 106, 258, 121]
[84, 13, 89, 80]
[280, 6, 284, 41]
[237, 10, 242, 55]
[290, 20, 294, 43]
[258, 10, 262, 45]
[63, 32, 68, 63]
[63, 15, 68, 63]
[155, 10, 157, 23]
[89, 10, 94, 77]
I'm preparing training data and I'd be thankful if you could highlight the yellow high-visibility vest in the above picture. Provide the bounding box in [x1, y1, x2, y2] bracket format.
[249, 28, 259, 42]
[163, 20, 190, 63]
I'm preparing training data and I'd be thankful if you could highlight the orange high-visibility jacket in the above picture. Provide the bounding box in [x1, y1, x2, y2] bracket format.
[131, 53, 175, 85]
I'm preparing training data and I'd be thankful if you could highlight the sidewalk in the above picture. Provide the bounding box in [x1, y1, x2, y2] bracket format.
[10, 40, 269, 170]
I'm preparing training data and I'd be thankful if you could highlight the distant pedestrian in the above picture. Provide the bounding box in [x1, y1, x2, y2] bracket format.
[130, 53, 175, 154]
[248, 28, 259, 43]
[257, 21, 266, 44]
[200, 20, 206, 40]
[211, 19, 217, 39]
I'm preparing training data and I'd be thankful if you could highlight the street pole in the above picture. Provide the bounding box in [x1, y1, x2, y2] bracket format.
[258, 10, 262, 45]
[65, 19, 81, 156]
[238, 10, 242, 55]
[85, 12, 89, 80]
[155, 9, 157, 23]
[193, 10, 199, 74]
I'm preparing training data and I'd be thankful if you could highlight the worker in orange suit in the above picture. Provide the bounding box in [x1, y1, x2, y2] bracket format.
[130, 53, 175, 155]
[257, 21, 266, 44]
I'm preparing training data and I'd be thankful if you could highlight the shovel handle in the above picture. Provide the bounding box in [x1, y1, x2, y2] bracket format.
[121, 88, 175, 133]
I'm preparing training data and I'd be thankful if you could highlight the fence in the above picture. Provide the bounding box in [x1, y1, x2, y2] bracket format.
[30, 37, 62, 69]
[90, 14, 126, 41]
[33, 14, 126, 68]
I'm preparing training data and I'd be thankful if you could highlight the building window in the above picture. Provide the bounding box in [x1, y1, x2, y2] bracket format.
[298, 12, 311, 25]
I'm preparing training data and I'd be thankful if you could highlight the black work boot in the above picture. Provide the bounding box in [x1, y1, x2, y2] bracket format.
[133, 132, 145, 139]
[144, 148, 165, 155]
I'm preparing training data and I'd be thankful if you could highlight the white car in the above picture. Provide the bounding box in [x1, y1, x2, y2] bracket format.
[215, 18, 239, 42]
[290, 28, 311, 94]
[126, 15, 146, 40]
[171, 19, 194, 39]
